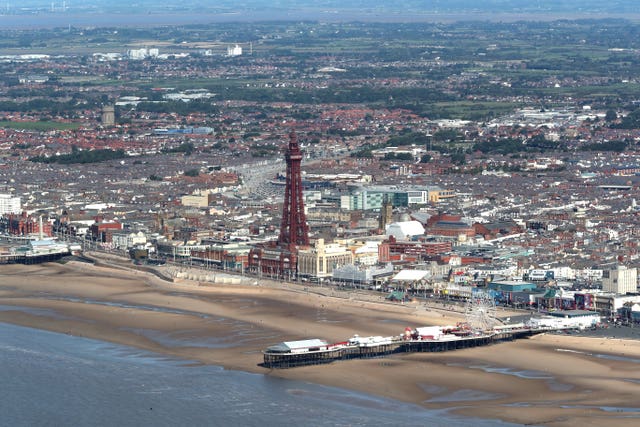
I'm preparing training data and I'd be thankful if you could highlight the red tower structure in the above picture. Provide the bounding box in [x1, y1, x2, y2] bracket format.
[278, 131, 310, 250]
[248, 131, 310, 278]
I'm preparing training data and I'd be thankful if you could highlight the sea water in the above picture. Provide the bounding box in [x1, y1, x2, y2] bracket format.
[0, 323, 521, 427]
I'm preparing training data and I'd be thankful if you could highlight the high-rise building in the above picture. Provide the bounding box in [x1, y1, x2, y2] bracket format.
[602, 266, 638, 295]
[101, 105, 115, 126]
[0, 194, 21, 215]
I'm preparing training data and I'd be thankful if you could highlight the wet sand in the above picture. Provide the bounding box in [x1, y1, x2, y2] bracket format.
[1, 260, 639, 426]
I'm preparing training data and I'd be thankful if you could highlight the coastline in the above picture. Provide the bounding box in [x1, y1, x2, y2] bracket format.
[1, 260, 640, 426]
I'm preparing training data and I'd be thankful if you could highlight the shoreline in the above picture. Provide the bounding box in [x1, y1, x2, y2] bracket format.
[1, 260, 640, 426]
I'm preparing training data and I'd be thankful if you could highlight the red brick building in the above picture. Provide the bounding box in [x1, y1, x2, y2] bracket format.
[6, 212, 53, 237]
[473, 220, 523, 240]
[89, 220, 122, 243]
[425, 213, 475, 238]
[378, 236, 452, 262]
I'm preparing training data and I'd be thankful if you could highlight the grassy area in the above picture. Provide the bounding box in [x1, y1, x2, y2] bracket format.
[533, 83, 640, 99]
[425, 101, 523, 120]
[0, 121, 81, 131]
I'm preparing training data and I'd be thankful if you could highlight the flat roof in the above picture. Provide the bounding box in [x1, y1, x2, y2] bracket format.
[548, 310, 599, 318]
[491, 280, 536, 286]
[392, 269, 430, 282]
[266, 338, 328, 353]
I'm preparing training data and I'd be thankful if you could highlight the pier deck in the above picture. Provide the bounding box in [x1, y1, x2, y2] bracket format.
[262, 327, 557, 369]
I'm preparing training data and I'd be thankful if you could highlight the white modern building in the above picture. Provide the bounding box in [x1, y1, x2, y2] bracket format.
[0, 194, 21, 215]
[385, 220, 425, 240]
[112, 231, 147, 250]
[227, 44, 242, 57]
[127, 48, 159, 60]
[339, 185, 453, 211]
[332, 262, 394, 284]
[529, 310, 600, 330]
[602, 266, 638, 295]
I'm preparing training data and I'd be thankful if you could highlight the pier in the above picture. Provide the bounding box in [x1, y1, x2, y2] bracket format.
[0, 251, 68, 264]
[261, 325, 569, 369]
[0, 236, 70, 264]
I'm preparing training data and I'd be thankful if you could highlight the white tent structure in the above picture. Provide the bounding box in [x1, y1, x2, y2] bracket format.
[385, 220, 425, 240]
[391, 269, 432, 291]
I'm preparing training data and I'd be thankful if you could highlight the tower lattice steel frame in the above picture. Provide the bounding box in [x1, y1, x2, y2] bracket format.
[278, 131, 310, 251]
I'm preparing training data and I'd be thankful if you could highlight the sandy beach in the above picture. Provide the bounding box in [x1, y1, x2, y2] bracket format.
[1, 259, 639, 426]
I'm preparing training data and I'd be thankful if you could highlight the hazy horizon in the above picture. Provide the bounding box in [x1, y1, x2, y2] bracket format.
[6, 1, 640, 13]
[1, 1, 640, 29]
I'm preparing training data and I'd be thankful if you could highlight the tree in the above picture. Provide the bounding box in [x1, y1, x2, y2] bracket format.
[615, 108, 640, 129]
[433, 129, 460, 143]
[450, 151, 466, 166]
[29, 148, 126, 164]
[350, 148, 373, 158]
[581, 140, 627, 152]
[162, 142, 194, 155]
[605, 109, 618, 122]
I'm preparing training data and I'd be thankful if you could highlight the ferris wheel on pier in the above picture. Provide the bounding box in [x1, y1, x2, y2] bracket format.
[464, 290, 498, 331]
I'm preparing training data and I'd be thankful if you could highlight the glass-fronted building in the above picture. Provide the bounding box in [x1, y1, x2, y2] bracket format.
[339, 186, 453, 211]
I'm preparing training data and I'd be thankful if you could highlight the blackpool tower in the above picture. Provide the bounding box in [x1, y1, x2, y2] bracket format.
[248, 131, 309, 277]
[278, 131, 310, 250]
